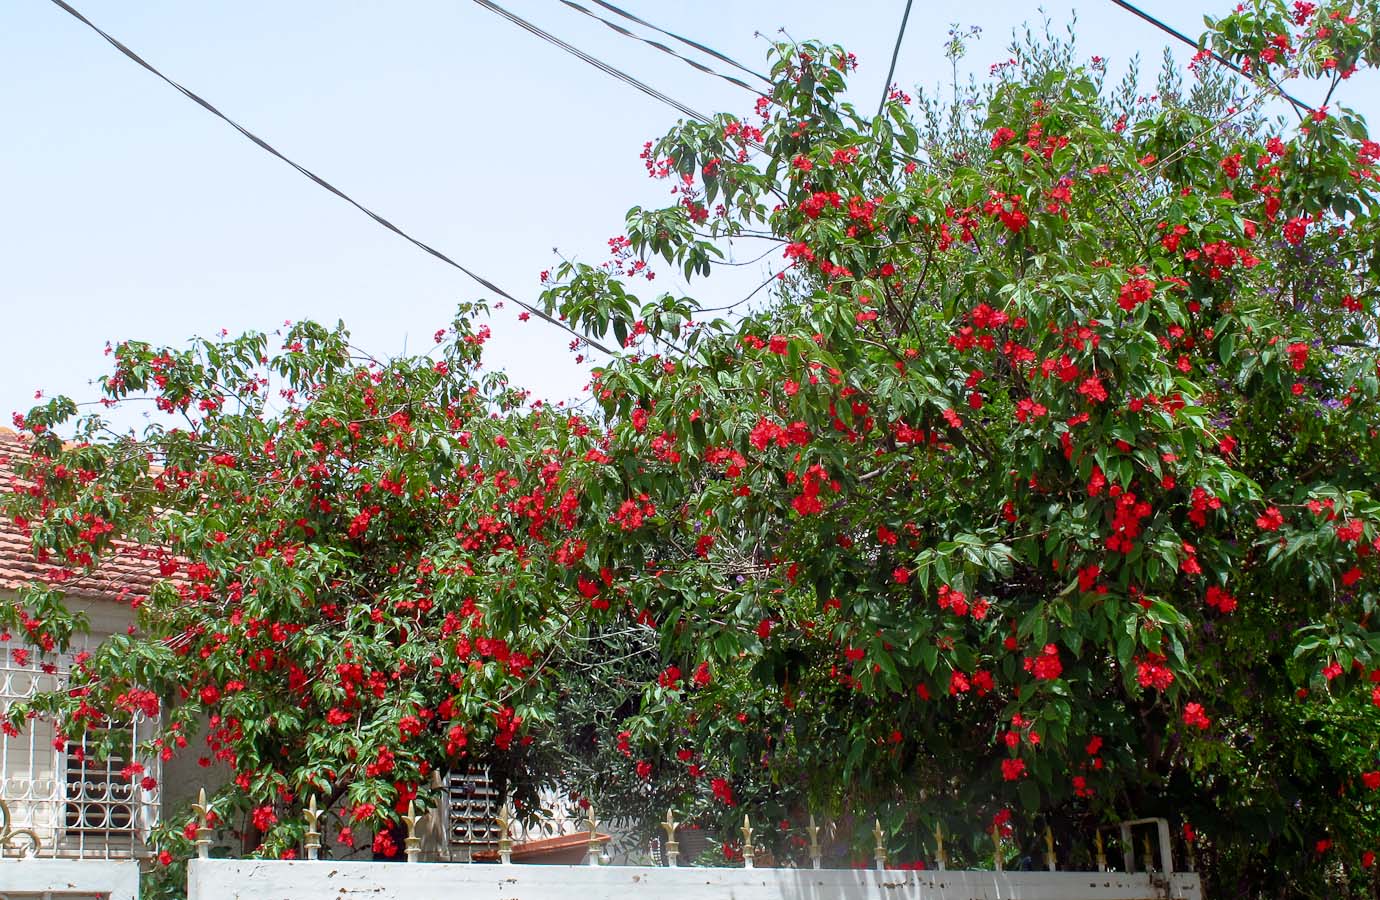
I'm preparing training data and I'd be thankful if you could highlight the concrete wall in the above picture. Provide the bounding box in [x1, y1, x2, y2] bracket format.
[188, 859, 1204, 900]
[0, 858, 139, 899]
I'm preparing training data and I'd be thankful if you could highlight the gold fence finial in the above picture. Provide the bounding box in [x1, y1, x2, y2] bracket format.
[873, 818, 887, 871]
[402, 799, 423, 864]
[1142, 832, 1154, 872]
[586, 803, 601, 866]
[992, 822, 1003, 871]
[0, 798, 40, 858]
[1095, 829, 1107, 872]
[191, 788, 213, 860]
[496, 801, 513, 865]
[806, 814, 823, 870]
[934, 822, 946, 871]
[660, 808, 679, 867]
[303, 795, 322, 861]
[740, 814, 755, 869]
[1044, 824, 1056, 871]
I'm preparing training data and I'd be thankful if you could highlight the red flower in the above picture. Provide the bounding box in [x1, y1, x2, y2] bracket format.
[1077, 376, 1108, 404]
[635, 760, 653, 779]
[711, 777, 735, 805]
[251, 805, 277, 832]
[690, 659, 712, 690]
[1256, 507, 1285, 531]
[1025, 644, 1063, 681]
[1001, 757, 1027, 781]
[1117, 277, 1154, 311]
[1182, 702, 1211, 729]
[1360, 770, 1380, 790]
[990, 127, 1016, 149]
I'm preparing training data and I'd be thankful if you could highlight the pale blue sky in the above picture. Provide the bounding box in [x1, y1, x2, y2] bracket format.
[3, 0, 1376, 428]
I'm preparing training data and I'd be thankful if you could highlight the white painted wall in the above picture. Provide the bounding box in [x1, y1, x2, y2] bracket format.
[188, 859, 1203, 900]
[0, 858, 139, 899]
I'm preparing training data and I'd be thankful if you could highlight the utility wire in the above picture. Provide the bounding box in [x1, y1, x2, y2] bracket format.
[557, 0, 768, 98]
[580, 0, 773, 87]
[1105, 0, 1311, 115]
[42, 0, 613, 355]
[876, 0, 915, 119]
[471, 0, 714, 124]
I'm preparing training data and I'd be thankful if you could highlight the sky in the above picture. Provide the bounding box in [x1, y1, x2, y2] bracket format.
[3, 0, 1377, 431]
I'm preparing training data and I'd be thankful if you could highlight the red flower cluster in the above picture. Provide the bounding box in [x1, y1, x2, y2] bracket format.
[1024, 644, 1063, 681]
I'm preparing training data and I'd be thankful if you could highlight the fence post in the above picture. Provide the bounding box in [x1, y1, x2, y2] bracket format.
[1095, 830, 1107, 872]
[934, 823, 946, 871]
[807, 815, 822, 870]
[740, 815, 754, 869]
[1044, 825, 1057, 871]
[872, 819, 887, 871]
[991, 823, 1003, 872]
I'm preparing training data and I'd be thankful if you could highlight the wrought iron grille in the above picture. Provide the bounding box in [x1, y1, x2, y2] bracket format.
[0, 637, 160, 859]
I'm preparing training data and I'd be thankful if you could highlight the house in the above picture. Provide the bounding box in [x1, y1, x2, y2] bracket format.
[0, 427, 187, 858]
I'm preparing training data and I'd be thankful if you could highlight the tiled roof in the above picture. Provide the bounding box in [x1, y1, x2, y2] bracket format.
[0, 428, 161, 602]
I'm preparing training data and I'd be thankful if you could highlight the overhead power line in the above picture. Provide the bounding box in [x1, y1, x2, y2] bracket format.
[557, 0, 768, 98]
[42, 0, 614, 356]
[580, 0, 773, 87]
[876, 0, 915, 119]
[1104, 0, 1311, 115]
[470, 0, 714, 124]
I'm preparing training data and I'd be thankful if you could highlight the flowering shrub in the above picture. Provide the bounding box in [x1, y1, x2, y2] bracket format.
[4, 1, 1380, 895]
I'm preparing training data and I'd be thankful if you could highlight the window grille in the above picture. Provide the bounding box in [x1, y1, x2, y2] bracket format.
[0, 638, 159, 859]
[443, 767, 500, 859]
[64, 722, 138, 835]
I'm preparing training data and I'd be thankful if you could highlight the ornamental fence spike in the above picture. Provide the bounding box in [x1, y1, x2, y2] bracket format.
[192, 787, 213, 860]
[496, 802, 513, 865]
[402, 799, 422, 863]
[303, 795, 322, 861]
[586, 804, 601, 866]
[660, 808, 679, 867]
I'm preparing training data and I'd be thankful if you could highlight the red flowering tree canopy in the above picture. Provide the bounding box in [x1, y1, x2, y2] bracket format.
[5, 1, 1380, 893]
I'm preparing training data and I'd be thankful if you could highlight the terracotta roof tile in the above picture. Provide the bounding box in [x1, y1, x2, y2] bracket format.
[0, 428, 161, 602]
